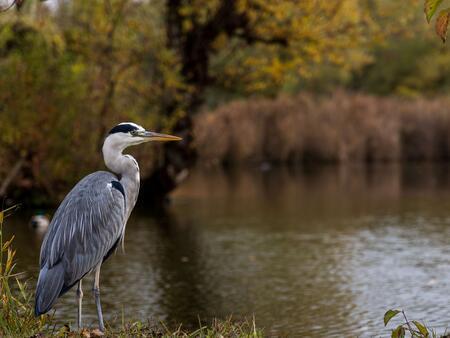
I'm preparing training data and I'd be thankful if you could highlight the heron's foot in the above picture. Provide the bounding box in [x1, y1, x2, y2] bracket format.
[91, 328, 105, 336]
[80, 328, 104, 337]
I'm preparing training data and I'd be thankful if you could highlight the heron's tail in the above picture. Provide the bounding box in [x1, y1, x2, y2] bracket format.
[34, 263, 64, 316]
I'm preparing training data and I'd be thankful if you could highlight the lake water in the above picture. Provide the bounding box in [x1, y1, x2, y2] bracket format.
[6, 164, 450, 337]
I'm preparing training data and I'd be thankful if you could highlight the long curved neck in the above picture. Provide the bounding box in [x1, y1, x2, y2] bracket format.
[102, 138, 140, 218]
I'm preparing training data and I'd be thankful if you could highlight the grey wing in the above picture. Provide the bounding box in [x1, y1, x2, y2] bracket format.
[40, 171, 126, 287]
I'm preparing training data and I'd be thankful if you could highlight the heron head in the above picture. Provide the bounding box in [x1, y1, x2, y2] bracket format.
[105, 122, 182, 148]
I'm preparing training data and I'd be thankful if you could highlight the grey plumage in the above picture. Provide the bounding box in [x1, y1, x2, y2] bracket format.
[33, 122, 181, 331]
[35, 172, 126, 315]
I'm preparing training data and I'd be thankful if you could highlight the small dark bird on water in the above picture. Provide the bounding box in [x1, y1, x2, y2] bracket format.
[34, 122, 181, 331]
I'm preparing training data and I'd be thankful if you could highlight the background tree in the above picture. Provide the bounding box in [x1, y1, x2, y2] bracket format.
[0, 1, 185, 203]
[144, 0, 386, 200]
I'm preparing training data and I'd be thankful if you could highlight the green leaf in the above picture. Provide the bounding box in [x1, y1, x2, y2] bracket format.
[412, 320, 429, 337]
[384, 309, 401, 326]
[425, 0, 444, 23]
[435, 8, 450, 42]
[0, 210, 3, 224]
[391, 325, 405, 338]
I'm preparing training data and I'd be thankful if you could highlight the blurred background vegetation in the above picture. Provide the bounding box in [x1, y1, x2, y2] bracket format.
[0, 0, 448, 206]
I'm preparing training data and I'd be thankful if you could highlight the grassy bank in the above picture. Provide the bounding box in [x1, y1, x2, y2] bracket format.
[68, 318, 262, 338]
[23, 318, 262, 337]
[195, 91, 450, 165]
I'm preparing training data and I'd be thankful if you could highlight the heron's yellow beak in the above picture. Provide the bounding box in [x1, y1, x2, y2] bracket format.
[138, 130, 182, 142]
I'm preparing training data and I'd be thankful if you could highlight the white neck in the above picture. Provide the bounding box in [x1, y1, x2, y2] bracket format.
[102, 135, 140, 217]
[102, 137, 135, 176]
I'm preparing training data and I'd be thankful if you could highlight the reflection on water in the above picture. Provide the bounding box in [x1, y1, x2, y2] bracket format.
[6, 164, 450, 336]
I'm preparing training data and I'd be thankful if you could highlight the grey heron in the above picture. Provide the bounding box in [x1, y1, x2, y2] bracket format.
[34, 122, 181, 331]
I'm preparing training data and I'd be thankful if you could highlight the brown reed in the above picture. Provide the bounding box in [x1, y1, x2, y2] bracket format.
[194, 91, 450, 165]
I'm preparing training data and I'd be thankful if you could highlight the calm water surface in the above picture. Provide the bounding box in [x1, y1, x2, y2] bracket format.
[6, 164, 450, 337]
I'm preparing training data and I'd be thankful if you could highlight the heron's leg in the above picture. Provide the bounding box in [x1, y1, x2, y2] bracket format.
[93, 264, 105, 332]
[76, 280, 83, 330]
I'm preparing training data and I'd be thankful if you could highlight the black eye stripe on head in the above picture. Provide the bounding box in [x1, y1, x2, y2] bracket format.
[108, 124, 139, 134]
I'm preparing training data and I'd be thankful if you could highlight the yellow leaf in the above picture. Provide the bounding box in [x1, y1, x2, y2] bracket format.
[435, 8, 450, 42]
[2, 235, 15, 251]
[5, 248, 14, 272]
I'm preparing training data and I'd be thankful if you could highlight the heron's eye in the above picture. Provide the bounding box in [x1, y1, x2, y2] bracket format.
[130, 130, 139, 136]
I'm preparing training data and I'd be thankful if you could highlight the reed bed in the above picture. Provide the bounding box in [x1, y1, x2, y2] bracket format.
[194, 91, 450, 165]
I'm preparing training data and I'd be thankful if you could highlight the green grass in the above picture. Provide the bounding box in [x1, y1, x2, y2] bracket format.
[0, 207, 263, 337]
[79, 317, 262, 337]
[0, 205, 50, 336]
[42, 317, 262, 337]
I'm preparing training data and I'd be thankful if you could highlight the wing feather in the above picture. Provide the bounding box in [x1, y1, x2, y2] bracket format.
[39, 171, 126, 287]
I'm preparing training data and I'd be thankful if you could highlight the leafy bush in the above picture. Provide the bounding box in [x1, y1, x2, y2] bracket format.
[384, 309, 435, 338]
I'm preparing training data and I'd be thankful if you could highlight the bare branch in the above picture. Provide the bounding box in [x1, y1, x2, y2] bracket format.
[0, 0, 19, 12]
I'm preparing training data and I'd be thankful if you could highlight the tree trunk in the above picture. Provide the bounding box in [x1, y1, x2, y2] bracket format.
[141, 0, 286, 205]
[140, 0, 207, 205]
